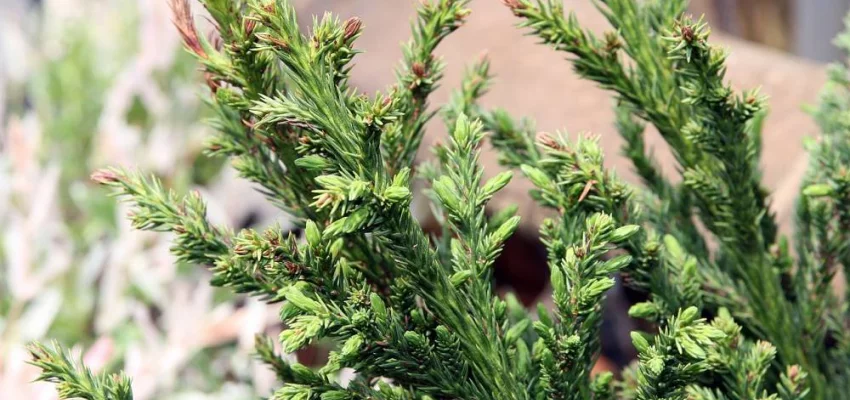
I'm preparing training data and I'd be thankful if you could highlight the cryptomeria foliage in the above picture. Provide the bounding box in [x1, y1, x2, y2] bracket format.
[30, 0, 850, 399]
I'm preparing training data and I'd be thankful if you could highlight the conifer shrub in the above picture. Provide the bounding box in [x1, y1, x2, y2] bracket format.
[30, 0, 850, 399]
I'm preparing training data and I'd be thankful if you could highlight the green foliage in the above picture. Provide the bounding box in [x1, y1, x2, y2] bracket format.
[502, 0, 848, 398]
[28, 341, 133, 400]
[32, 0, 850, 399]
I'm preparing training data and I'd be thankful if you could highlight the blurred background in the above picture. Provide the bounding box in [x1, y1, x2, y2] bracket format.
[0, 0, 848, 398]
[693, 0, 849, 61]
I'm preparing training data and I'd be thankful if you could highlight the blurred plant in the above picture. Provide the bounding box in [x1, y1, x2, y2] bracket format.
[1, 0, 279, 398]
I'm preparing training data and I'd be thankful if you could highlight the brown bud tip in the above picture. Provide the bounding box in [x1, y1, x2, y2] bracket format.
[536, 132, 560, 150]
[244, 18, 257, 37]
[502, 0, 527, 14]
[91, 169, 121, 184]
[787, 365, 800, 380]
[343, 17, 362, 40]
[412, 62, 427, 77]
[454, 9, 471, 21]
[284, 261, 300, 274]
[169, 0, 208, 59]
[681, 26, 695, 43]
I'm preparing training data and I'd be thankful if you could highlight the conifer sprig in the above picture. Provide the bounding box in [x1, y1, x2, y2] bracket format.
[382, 0, 471, 173]
[501, 0, 844, 397]
[28, 342, 133, 400]
[32, 0, 850, 399]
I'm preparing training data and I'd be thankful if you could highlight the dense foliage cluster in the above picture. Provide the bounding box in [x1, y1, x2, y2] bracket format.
[30, 0, 850, 399]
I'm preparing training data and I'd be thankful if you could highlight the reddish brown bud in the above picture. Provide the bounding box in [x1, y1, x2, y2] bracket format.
[91, 169, 121, 184]
[412, 62, 427, 77]
[536, 132, 561, 150]
[342, 17, 362, 40]
[284, 261, 301, 274]
[787, 365, 800, 380]
[502, 0, 527, 15]
[244, 18, 257, 37]
[169, 0, 208, 59]
[681, 25, 695, 43]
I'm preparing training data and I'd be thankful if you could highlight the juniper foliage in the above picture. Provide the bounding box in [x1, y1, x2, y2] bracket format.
[28, 342, 133, 400]
[30, 0, 850, 399]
